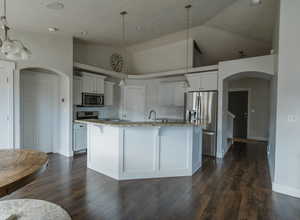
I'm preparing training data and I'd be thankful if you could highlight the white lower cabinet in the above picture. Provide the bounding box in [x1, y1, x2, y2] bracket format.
[87, 124, 203, 180]
[73, 123, 87, 152]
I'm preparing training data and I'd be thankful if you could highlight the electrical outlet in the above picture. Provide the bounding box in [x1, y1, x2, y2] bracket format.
[288, 115, 297, 122]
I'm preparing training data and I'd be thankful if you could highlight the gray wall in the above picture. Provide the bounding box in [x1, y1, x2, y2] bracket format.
[273, 0, 300, 196]
[228, 77, 270, 140]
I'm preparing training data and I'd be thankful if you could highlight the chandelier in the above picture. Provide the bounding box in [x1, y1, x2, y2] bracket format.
[0, 0, 31, 60]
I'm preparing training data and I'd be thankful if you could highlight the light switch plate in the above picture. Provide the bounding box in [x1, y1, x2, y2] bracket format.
[288, 115, 297, 122]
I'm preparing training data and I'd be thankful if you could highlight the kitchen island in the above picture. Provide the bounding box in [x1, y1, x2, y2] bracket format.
[75, 119, 203, 180]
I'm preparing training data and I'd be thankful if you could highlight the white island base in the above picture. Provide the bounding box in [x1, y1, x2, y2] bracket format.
[86, 124, 202, 180]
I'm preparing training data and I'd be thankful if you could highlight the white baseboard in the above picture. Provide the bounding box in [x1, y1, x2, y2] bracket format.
[272, 183, 300, 198]
[58, 149, 74, 158]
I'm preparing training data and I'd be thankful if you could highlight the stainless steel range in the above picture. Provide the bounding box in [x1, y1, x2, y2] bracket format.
[76, 111, 99, 120]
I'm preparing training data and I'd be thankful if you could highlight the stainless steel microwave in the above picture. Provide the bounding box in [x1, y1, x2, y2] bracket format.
[82, 93, 104, 107]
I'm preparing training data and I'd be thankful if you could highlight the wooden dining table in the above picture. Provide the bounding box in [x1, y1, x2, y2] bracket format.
[0, 149, 48, 197]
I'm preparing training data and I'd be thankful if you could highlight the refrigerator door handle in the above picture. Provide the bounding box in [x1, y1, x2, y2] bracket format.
[197, 93, 202, 123]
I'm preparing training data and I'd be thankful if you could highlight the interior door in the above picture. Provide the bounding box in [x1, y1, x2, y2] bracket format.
[0, 62, 14, 149]
[228, 91, 248, 139]
[123, 86, 146, 121]
[21, 71, 59, 153]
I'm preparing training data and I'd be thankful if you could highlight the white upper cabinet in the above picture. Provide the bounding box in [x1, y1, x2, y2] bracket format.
[123, 86, 146, 121]
[159, 84, 173, 106]
[104, 81, 115, 106]
[82, 72, 106, 94]
[159, 82, 186, 107]
[173, 82, 186, 106]
[73, 76, 83, 106]
[82, 74, 94, 93]
[185, 71, 218, 91]
[74, 72, 106, 106]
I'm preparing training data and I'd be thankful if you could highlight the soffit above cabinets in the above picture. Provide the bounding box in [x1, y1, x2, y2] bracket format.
[74, 62, 218, 80]
[74, 62, 127, 79]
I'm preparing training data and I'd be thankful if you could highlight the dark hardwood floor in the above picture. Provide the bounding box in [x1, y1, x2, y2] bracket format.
[2, 143, 300, 220]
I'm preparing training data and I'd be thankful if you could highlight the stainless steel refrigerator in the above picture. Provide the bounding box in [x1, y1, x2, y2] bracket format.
[184, 91, 218, 157]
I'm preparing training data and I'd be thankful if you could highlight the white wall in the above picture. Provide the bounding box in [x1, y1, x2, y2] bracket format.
[228, 77, 271, 140]
[9, 30, 73, 157]
[74, 24, 271, 76]
[273, 0, 300, 197]
[127, 39, 193, 74]
[126, 25, 271, 74]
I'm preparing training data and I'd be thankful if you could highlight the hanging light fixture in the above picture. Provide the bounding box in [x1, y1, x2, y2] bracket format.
[184, 4, 192, 88]
[119, 11, 128, 87]
[0, 0, 31, 60]
[250, 0, 262, 6]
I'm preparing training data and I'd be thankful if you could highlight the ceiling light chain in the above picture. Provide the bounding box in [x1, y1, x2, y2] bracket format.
[1, 0, 6, 21]
[119, 11, 128, 86]
[185, 4, 192, 76]
[121, 11, 127, 73]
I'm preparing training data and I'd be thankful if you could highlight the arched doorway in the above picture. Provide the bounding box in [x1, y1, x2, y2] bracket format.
[225, 72, 272, 142]
[219, 71, 275, 157]
[19, 67, 71, 155]
[217, 55, 276, 158]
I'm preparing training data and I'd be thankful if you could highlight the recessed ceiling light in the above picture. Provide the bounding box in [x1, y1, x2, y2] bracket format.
[46, 1, 64, 10]
[48, 27, 59, 32]
[250, 0, 262, 6]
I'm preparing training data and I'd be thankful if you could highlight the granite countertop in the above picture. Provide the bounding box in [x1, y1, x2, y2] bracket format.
[74, 119, 201, 127]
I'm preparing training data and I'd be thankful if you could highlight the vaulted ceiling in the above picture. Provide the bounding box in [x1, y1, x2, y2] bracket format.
[7, 0, 277, 46]
[205, 0, 277, 44]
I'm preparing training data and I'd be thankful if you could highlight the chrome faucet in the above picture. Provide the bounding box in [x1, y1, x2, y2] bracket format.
[148, 110, 157, 121]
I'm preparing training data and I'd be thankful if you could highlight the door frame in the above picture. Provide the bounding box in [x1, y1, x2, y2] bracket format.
[228, 88, 251, 139]
[122, 85, 146, 120]
[0, 60, 15, 148]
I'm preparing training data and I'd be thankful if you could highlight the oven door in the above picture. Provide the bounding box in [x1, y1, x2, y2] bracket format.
[82, 93, 104, 107]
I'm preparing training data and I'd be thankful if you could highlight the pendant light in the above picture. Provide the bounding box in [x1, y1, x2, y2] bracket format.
[250, 0, 262, 6]
[184, 4, 192, 88]
[0, 0, 31, 60]
[119, 11, 128, 87]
